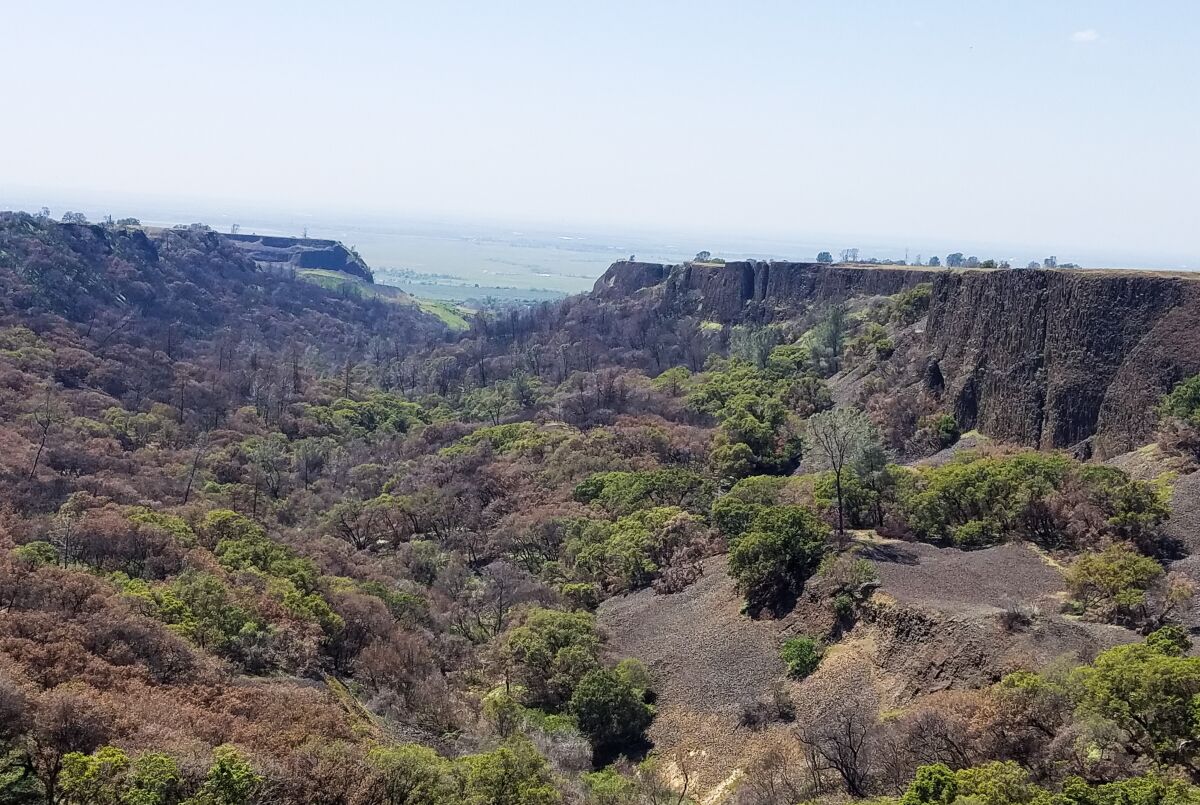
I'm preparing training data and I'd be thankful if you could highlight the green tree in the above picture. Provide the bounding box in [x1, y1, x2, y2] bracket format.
[1066, 543, 1163, 623]
[1073, 630, 1200, 767]
[457, 739, 560, 805]
[365, 744, 455, 805]
[568, 668, 654, 759]
[900, 763, 957, 805]
[953, 761, 1045, 805]
[805, 407, 879, 540]
[501, 609, 601, 710]
[1161, 375, 1200, 425]
[184, 745, 261, 805]
[728, 506, 829, 616]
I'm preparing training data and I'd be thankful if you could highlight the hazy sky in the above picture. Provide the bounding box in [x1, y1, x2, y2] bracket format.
[3, 1, 1197, 262]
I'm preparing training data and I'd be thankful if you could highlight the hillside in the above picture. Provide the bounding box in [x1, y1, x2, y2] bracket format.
[2, 225, 1200, 805]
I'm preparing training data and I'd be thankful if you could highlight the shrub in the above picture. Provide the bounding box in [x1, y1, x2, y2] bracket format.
[779, 636, 822, 679]
[501, 608, 602, 710]
[568, 667, 654, 759]
[1066, 543, 1163, 623]
[728, 506, 829, 616]
[12, 541, 57, 566]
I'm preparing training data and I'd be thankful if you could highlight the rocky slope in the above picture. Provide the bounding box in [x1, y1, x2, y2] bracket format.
[594, 260, 1200, 456]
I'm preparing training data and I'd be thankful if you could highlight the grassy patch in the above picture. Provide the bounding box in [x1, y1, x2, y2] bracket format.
[417, 299, 470, 331]
[297, 269, 470, 330]
[297, 269, 411, 302]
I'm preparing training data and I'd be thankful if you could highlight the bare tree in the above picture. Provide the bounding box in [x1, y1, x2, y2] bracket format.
[798, 702, 876, 798]
[641, 747, 696, 805]
[182, 432, 210, 504]
[805, 407, 878, 541]
[27, 388, 62, 480]
[738, 745, 812, 804]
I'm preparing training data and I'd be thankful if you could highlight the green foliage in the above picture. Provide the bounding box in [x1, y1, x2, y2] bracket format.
[892, 451, 1162, 549]
[581, 767, 640, 805]
[709, 475, 789, 538]
[1147, 624, 1192, 656]
[573, 469, 713, 516]
[366, 744, 456, 805]
[889, 283, 933, 325]
[198, 509, 265, 548]
[1066, 543, 1163, 622]
[214, 527, 319, 593]
[123, 571, 269, 660]
[0, 326, 52, 370]
[568, 667, 654, 757]
[709, 440, 757, 483]
[59, 746, 182, 805]
[650, 366, 692, 396]
[953, 761, 1046, 805]
[185, 745, 261, 805]
[307, 393, 426, 436]
[844, 321, 894, 363]
[1061, 772, 1200, 805]
[914, 413, 960, 450]
[211, 523, 341, 635]
[728, 505, 829, 615]
[1072, 631, 1200, 767]
[900, 762, 957, 805]
[502, 608, 602, 710]
[568, 507, 704, 593]
[804, 304, 850, 377]
[729, 324, 783, 369]
[1161, 375, 1200, 426]
[687, 356, 828, 471]
[457, 738, 560, 805]
[813, 469, 877, 528]
[11, 541, 57, 566]
[560, 582, 601, 611]
[442, 422, 560, 458]
[127, 508, 197, 547]
[779, 636, 822, 678]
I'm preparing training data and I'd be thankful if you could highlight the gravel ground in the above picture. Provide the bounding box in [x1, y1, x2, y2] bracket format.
[599, 554, 788, 720]
[596, 541, 1135, 800]
[863, 538, 1065, 615]
[1165, 470, 1200, 629]
[598, 555, 796, 795]
[912, 432, 992, 467]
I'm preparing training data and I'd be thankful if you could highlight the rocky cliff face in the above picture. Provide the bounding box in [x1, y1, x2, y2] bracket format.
[594, 259, 931, 321]
[223, 233, 373, 282]
[594, 260, 1200, 457]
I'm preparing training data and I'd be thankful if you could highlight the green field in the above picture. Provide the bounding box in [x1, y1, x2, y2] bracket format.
[297, 269, 470, 331]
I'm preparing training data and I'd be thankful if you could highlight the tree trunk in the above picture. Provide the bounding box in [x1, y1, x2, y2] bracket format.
[834, 470, 845, 540]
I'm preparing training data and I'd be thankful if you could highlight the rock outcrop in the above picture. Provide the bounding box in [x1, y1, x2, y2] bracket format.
[223, 233, 373, 282]
[594, 260, 1200, 456]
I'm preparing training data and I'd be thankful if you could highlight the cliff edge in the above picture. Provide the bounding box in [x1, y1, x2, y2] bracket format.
[223, 233, 373, 282]
[594, 260, 1200, 457]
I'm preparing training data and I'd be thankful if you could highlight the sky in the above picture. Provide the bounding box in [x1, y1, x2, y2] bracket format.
[2, 1, 1198, 265]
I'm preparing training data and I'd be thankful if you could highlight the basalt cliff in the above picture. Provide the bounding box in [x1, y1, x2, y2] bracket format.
[594, 259, 1200, 457]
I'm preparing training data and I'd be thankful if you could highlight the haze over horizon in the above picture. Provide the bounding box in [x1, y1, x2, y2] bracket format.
[3, 1, 1198, 267]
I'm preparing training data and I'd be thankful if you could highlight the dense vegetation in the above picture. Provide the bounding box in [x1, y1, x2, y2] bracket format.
[0, 215, 1197, 803]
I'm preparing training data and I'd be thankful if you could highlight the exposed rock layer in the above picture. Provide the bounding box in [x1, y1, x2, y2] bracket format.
[223, 233, 373, 281]
[594, 260, 1200, 456]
